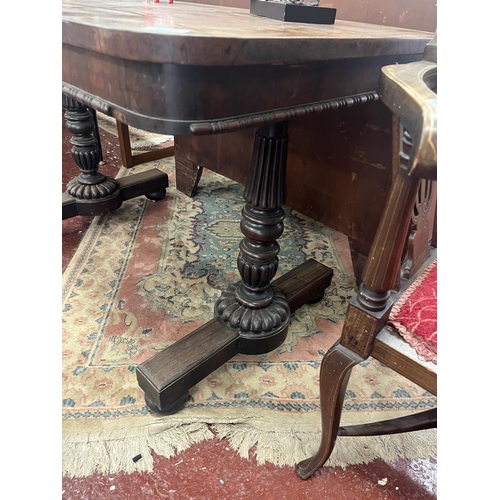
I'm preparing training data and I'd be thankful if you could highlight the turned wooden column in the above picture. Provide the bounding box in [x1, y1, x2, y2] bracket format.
[215, 122, 291, 354]
[62, 91, 169, 220]
[137, 121, 333, 415]
[62, 94, 122, 215]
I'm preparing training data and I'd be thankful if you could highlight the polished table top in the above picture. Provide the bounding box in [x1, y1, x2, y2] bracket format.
[62, 1, 432, 134]
[62, 0, 431, 65]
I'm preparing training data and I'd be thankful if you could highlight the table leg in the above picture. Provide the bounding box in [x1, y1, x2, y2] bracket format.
[174, 137, 204, 197]
[137, 121, 333, 414]
[62, 94, 169, 219]
[214, 122, 291, 354]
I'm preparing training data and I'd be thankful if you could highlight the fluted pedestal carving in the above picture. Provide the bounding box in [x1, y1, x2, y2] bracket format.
[215, 122, 291, 354]
[62, 93, 169, 220]
[63, 95, 122, 215]
[137, 122, 333, 415]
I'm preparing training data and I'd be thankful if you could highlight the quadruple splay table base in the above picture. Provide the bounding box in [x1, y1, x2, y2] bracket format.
[62, 94, 169, 220]
[136, 122, 333, 414]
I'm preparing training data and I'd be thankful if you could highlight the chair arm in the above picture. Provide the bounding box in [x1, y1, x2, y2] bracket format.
[378, 60, 437, 180]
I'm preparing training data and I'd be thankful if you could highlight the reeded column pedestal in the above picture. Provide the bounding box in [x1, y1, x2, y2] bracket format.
[215, 122, 291, 354]
[137, 121, 333, 415]
[62, 94, 169, 219]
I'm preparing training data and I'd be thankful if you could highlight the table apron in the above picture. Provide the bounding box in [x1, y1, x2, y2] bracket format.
[62, 46, 422, 135]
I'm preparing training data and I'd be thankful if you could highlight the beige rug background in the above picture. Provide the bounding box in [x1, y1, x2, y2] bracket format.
[62, 130, 436, 478]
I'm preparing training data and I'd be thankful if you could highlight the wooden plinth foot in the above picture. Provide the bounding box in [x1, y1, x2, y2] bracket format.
[145, 392, 189, 416]
[62, 169, 169, 219]
[137, 259, 333, 414]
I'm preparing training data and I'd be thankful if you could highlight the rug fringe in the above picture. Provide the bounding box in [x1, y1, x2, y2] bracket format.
[62, 423, 214, 478]
[62, 421, 436, 477]
[213, 424, 436, 468]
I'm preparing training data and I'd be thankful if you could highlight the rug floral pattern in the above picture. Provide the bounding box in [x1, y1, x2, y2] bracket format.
[62, 158, 436, 476]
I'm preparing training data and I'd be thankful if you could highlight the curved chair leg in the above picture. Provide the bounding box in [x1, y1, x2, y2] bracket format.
[295, 342, 362, 480]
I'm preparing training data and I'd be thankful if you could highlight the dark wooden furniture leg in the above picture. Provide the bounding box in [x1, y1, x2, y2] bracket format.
[215, 122, 292, 353]
[62, 95, 169, 219]
[62, 95, 121, 218]
[174, 137, 204, 197]
[136, 121, 334, 414]
[296, 122, 422, 480]
[295, 341, 362, 478]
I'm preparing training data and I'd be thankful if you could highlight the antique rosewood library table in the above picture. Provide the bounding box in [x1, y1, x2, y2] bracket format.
[62, 0, 432, 414]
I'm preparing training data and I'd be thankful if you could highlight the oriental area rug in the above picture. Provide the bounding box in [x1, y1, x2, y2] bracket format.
[62, 147, 437, 478]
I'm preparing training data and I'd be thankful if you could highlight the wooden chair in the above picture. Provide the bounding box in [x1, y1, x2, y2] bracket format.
[91, 112, 175, 168]
[115, 121, 175, 169]
[295, 34, 437, 480]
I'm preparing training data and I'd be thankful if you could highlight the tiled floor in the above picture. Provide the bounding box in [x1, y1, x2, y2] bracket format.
[62, 112, 437, 499]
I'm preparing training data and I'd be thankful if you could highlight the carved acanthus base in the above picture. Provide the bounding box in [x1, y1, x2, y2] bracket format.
[215, 283, 290, 354]
[66, 176, 120, 201]
[63, 92, 122, 211]
[213, 121, 291, 354]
